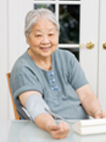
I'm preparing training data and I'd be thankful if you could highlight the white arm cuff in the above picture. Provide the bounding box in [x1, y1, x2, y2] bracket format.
[25, 94, 50, 121]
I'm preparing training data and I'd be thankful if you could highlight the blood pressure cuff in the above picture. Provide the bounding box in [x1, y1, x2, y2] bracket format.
[25, 94, 50, 121]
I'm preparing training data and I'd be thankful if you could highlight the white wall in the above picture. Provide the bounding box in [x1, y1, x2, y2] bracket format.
[0, 0, 8, 119]
[0, 0, 33, 119]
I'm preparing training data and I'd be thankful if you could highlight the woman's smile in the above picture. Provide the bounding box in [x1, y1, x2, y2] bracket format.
[40, 46, 51, 52]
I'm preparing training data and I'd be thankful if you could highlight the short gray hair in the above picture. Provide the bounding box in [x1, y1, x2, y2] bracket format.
[24, 8, 60, 37]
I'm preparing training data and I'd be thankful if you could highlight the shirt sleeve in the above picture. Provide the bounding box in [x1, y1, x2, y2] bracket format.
[10, 67, 43, 101]
[68, 54, 89, 90]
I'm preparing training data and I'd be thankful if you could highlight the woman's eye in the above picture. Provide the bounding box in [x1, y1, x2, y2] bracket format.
[36, 35, 41, 37]
[49, 33, 54, 36]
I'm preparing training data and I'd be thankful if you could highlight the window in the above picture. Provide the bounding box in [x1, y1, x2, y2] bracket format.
[34, 0, 81, 60]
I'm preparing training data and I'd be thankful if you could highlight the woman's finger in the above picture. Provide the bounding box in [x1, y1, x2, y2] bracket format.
[61, 122, 70, 134]
[94, 110, 103, 119]
[48, 123, 60, 131]
[102, 111, 106, 118]
[51, 122, 70, 139]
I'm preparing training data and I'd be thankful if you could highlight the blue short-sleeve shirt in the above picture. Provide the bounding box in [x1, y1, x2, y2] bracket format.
[10, 49, 89, 119]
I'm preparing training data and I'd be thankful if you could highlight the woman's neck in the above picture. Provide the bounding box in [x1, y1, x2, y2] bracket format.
[28, 49, 52, 71]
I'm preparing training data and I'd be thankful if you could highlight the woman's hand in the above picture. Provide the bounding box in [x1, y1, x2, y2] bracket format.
[47, 121, 70, 139]
[94, 110, 106, 119]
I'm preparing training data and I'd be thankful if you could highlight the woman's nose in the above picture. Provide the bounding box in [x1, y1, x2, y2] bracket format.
[41, 35, 50, 44]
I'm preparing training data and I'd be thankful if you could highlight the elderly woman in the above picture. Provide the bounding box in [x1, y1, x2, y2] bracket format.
[10, 8, 106, 139]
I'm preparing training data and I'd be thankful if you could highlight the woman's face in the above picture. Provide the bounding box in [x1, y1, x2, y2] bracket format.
[27, 18, 59, 58]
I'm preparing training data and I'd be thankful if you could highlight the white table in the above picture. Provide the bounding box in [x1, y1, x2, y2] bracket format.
[0, 120, 106, 142]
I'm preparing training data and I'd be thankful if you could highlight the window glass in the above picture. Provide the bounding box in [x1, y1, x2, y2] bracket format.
[34, 4, 55, 13]
[59, 48, 79, 61]
[34, 0, 55, 1]
[59, 5, 80, 44]
[59, 0, 80, 1]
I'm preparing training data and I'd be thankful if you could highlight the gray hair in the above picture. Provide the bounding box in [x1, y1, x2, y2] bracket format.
[24, 8, 60, 37]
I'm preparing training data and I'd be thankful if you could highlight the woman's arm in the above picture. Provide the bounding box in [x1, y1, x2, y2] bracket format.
[76, 84, 106, 118]
[19, 91, 70, 139]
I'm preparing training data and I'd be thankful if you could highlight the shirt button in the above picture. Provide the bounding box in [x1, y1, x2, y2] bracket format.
[54, 86, 59, 90]
[50, 78, 55, 84]
[51, 86, 59, 91]
[48, 71, 54, 76]
[51, 87, 55, 91]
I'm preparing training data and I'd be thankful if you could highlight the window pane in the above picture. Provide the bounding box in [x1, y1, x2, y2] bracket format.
[34, 4, 55, 13]
[59, 48, 79, 61]
[59, 0, 80, 1]
[59, 5, 80, 44]
[34, 0, 55, 1]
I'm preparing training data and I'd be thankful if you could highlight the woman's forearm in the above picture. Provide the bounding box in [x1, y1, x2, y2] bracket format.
[81, 94, 102, 117]
[34, 113, 70, 139]
[76, 84, 103, 118]
[34, 113, 56, 132]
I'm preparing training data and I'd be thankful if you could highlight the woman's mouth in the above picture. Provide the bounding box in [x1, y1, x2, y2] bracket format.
[40, 47, 50, 52]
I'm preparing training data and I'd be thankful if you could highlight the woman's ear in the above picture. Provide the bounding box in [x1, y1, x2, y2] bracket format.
[25, 32, 29, 44]
[26, 36, 29, 44]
